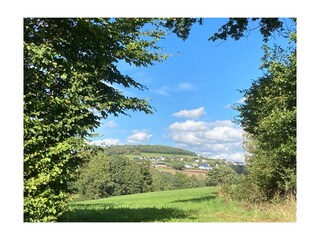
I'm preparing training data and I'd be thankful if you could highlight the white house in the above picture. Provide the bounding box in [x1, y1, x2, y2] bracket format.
[198, 163, 212, 170]
[184, 164, 193, 169]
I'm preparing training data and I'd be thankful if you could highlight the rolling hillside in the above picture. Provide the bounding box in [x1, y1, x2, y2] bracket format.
[102, 144, 197, 156]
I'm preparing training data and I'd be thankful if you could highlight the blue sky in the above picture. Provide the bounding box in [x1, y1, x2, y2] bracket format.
[89, 18, 276, 162]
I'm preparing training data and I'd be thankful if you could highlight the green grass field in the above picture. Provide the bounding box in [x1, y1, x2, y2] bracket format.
[59, 187, 295, 222]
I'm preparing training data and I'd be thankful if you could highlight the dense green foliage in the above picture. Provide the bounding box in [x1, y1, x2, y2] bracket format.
[229, 165, 249, 175]
[171, 161, 186, 170]
[206, 165, 239, 186]
[74, 154, 153, 199]
[233, 24, 296, 199]
[24, 18, 175, 222]
[235, 41, 296, 198]
[103, 144, 197, 156]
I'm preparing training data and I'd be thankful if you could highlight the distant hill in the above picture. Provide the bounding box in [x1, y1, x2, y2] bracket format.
[102, 144, 197, 156]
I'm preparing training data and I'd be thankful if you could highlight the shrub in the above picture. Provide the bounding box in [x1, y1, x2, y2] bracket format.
[206, 165, 239, 187]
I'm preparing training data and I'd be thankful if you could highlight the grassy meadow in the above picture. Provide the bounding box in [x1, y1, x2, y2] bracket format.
[59, 187, 295, 222]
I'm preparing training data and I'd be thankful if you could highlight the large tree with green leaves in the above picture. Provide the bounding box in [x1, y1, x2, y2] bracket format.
[234, 36, 296, 198]
[24, 18, 176, 222]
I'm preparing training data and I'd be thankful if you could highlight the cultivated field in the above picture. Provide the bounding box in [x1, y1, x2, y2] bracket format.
[156, 168, 208, 177]
[124, 152, 195, 161]
[59, 187, 295, 222]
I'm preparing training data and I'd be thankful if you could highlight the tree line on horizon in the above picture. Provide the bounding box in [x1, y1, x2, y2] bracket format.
[101, 144, 197, 156]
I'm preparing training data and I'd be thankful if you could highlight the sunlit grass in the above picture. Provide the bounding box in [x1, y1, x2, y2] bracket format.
[59, 187, 295, 222]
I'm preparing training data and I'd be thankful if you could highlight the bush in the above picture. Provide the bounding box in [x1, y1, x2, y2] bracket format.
[218, 176, 267, 204]
[206, 165, 239, 187]
[172, 162, 185, 170]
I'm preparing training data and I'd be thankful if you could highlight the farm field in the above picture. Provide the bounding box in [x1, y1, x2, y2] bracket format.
[59, 187, 295, 222]
[156, 168, 208, 177]
[124, 152, 195, 161]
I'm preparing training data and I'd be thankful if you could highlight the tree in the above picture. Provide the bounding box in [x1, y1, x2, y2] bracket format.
[24, 18, 176, 222]
[172, 161, 185, 170]
[151, 170, 175, 191]
[109, 155, 145, 196]
[138, 160, 154, 193]
[73, 152, 113, 199]
[206, 165, 239, 187]
[208, 18, 286, 43]
[74, 154, 149, 199]
[234, 37, 296, 198]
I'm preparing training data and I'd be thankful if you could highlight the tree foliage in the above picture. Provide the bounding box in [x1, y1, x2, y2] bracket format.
[151, 170, 205, 191]
[73, 152, 113, 199]
[24, 18, 174, 222]
[103, 144, 197, 156]
[234, 30, 296, 198]
[206, 165, 239, 187]
[172, 162, 185, 170]
[74, 154, 153, 199]
[209, 18, 285, 42]
[74, 153, 206, 199]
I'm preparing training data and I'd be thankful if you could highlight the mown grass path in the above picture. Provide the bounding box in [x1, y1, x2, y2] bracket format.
[59, 187, 293, 222]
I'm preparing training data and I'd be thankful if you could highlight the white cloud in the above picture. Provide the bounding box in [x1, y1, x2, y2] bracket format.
[172, 107, 206, 119]
[104, 120, 118, 128]
[169, 120, 209, 131]
[223, 97, 246, 109]
[236, 97, 246, 104]
[167, 119, 245, 162]
[204, 126, 242, 142]
[154, 82, 196, 96]
[89, 138, 120, 146]
[177, 82, 195, 91]
[127, 130, 152, 143]
[155, 86, 170, 96]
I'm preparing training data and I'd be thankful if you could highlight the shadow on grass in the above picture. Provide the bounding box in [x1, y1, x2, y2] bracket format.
[171, 194, 216, 204]
[59, 204, 192, 222]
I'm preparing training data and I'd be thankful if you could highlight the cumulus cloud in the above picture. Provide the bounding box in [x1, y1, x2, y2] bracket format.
[172, 107, 206, 119]
[89, 138, 120, 146]
[169, 119, 209, 131]
[167, 119, 244, 162]
[127, 130, 152, 143]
